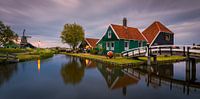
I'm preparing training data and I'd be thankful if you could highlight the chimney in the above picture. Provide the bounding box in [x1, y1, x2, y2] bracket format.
[123, 17, 127, 27]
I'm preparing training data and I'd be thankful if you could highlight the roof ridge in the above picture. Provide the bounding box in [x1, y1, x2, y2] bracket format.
[155, 22, 161, 31]
[111, 24, 138, 29]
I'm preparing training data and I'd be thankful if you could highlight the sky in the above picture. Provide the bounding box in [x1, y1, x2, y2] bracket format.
[0, 0, 200, 48]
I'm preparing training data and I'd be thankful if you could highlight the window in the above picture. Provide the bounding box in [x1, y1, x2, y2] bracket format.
[108, 31, 111, 38]
[106, 42, 110, 50]
[111, 42, 114, 50]
[164, 34, 170, 41]
[138, 41, 143, 47]
[124, 41, 129, 50]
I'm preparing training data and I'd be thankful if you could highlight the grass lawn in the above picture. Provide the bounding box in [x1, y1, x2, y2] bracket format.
[0, 48, 57, 63]
[63, 53, 144, 65]
[139, 55, 186, 62]
[63, 53, 186, 66]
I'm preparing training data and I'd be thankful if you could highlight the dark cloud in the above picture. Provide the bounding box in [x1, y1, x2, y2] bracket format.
[0, 0, 200, 47]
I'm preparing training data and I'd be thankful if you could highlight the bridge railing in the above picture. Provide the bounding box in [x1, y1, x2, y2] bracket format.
[121, 45, 200, 57]
[121, 47, 147, 57]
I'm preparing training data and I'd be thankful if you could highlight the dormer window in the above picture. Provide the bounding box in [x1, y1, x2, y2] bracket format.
[108, 31, 111, 38]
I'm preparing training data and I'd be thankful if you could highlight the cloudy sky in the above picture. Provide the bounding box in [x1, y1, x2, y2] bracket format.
[0, 0, 200, 48]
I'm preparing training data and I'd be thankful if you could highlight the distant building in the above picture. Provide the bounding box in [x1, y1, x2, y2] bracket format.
[79, 38, 99, 50]
[142, 21, 174, 46]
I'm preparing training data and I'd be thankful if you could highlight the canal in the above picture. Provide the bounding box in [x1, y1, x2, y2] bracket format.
[0, 54, 200, 99]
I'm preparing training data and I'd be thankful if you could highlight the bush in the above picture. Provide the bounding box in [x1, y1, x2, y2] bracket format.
[90, 49, 98, 54]
[0, 48, 28, 53]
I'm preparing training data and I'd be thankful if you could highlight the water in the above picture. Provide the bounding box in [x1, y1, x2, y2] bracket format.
[0, 54, 200, 99]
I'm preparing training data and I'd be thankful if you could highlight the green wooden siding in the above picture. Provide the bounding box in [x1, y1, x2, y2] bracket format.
[96, 26, 147, 54]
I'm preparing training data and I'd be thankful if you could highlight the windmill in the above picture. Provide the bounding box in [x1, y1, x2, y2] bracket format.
[20, 29, 35, 48]
[20, 29, 31, 45]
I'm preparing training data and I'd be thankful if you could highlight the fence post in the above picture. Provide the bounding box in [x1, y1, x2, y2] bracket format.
[187, 47, 190, 59]
[138, 48, 140, 55]
[183, 46, 186, 56]
[170, 47, 172, 56]
[159, 47, 161, 55]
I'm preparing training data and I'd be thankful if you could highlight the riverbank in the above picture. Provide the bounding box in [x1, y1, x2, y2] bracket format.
[0, 48, 58, 63]
[62, 53, 186, 66]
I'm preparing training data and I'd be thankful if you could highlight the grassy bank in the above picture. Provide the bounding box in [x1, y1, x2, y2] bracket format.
[63, 53, 186, 66]
[0, 48, 57, 63]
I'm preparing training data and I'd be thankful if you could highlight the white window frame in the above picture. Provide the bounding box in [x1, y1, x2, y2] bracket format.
[124, 41, 129, 50]
[108, 31, 111, 38]
[138, 41, 143, 47]
[111, 42, 115, 50]
[106, 42, 110, 50]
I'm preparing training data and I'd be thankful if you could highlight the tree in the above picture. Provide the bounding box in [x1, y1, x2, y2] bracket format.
[0, 21, 18, 46]
[61, 57, 85, 85]
[60, 23, 84, 50]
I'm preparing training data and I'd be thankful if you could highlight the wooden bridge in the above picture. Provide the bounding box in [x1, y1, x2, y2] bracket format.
[0, 52, 19, 63]
[121, 45, 200, 59]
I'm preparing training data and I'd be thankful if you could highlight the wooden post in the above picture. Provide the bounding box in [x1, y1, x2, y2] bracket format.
[170, 47, 172, 56]
[138, 48, 140, 55]
[147, 43, 151, 65]
[6, 52, 8, 61]
[149, 48, 152, 56]
[183, 46, 186, 56]
[187, 47, 190, 58]
[159, 47, 161, 55]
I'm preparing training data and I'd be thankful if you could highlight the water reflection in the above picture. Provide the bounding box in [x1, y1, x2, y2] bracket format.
[37, 59, 40, 72]
[97, 64, 140, 96]
[0, 64, 17, 87]
[61, 57, 85, 85]
[97, 60, 200, 96]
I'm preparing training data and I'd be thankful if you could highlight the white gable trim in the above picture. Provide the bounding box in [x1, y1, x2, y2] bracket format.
[150, 31, 161, 46]
[96, 24, 119, 44]
[141, 32, 149, 43]
[85, 39, 92, 48]
[110, 24, 120, 39]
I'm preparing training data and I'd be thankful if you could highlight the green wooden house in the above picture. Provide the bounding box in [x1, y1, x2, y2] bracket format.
[96, 18, 147, 53]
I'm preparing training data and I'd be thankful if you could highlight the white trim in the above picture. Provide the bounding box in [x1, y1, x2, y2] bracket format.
[110, 77, 120, 89]
[110, 24, 120, 39]
[149, 31, 160, 46]
[124, 41, 129, 50]
[85, 39, 92, 47]
[96, 24, 120, 45]
[141, 32, 149, 43]
[111, 41, 115, 50]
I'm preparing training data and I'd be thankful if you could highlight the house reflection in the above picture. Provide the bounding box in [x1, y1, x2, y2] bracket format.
[98, 60, 200, 95]
[79, 59, 96, 69]
[0, 64, 18, 86]
[60, 57, 85, 85]
[97, 63, 140, 96]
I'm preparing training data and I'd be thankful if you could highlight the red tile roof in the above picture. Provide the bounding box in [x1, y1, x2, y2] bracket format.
[111, 75, 139, 89]
[111, 24, 146, 40]
[85, 38, 99, 48]
[142, 21, 174, 44]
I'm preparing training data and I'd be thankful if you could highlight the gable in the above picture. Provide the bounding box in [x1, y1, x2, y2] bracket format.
[142, 21, 174, 46]
[97, 26, 119, 44]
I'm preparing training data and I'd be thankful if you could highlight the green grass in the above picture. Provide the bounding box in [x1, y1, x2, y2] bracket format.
[63, 53, 144, 65]
[0, 48, 56, 63]
[63, 53, 186, 66]
[0, 48, 29, 53]
[139, 55, 186, 62]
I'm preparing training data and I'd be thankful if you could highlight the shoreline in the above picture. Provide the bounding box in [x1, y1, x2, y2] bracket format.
[62, 53, 186, 66]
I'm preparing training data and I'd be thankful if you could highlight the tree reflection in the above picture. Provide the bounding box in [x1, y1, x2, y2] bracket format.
[61, 57, 85, 85]
[0, 64, 17, 86]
